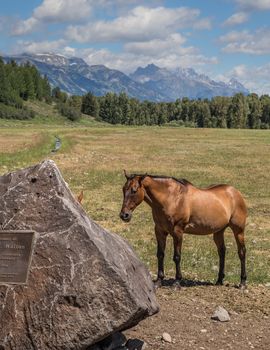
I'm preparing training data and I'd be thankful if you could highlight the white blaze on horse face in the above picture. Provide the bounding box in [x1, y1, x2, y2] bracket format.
[122, 178, 145, 213]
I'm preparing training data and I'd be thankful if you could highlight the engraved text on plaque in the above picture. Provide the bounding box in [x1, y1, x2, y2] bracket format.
[0, 230, 35, 284]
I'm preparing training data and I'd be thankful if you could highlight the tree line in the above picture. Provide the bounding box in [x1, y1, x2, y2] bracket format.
[0, 58, 51, 119]
[1, 57, 270, 128]
[81, 92, 270, 129]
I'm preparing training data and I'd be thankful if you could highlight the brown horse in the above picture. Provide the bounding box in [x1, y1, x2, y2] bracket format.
[120, 171, 247, 288]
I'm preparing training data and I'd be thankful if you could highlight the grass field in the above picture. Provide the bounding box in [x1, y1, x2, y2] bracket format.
[0, 121, 269, 285]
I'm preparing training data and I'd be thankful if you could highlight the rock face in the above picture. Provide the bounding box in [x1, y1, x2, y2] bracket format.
[0, 160, 159, 350]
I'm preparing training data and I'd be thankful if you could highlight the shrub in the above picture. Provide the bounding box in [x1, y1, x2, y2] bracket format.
[0, 103, 35, 119]
[57, 103, 81, 121]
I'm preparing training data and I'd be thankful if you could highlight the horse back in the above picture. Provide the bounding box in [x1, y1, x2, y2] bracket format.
[184, 184, 247, 234]
[199, 184, 246, 216]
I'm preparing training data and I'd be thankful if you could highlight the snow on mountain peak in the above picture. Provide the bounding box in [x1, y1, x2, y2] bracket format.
[3, 53, 249, 100]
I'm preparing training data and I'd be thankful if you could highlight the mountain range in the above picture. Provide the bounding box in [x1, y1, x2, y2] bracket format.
[3, 53, 249, 101]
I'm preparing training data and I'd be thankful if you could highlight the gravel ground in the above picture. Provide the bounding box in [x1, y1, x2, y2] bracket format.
[125, 281, 270, 350]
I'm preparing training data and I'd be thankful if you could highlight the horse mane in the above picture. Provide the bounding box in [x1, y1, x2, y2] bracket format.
[128, 174, 192, 186]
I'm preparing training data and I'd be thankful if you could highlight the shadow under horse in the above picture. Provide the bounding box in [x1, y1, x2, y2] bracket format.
[120, 172, 247, 289]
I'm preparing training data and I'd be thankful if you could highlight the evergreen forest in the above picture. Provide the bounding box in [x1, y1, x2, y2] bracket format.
[1, 58, 270, 129]
[0, 58, 51, 119]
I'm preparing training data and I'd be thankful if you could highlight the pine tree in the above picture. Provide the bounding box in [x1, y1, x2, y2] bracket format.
[180, 98, 190, 121]
[247, 93, 262, 129]
[81, 92, 99, 117]
[0, 58, 10, 104]
[227, 93, 248, 128]
[210, 96, 229, 128]
[41, 76, 52, 102]
[22, 68, 35, 100]
[260, 95, 270, 128]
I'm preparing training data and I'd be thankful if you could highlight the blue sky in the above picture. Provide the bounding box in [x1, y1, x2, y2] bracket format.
[1, 0, 270, 94]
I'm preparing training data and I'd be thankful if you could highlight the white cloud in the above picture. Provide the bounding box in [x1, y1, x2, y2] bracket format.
[11, 0, 93, 36]
[7, 2, 216, 78]
[219, 30, 251, 43]
[63, 46, 77, 56]
[33, 0, 92, 22]
[124, 33, 191, 55]
[12, 18, 39, 36]
[193, 18, 212, 30]
[220, 28, 270, 54]
[75, 45, 217, 73]
[223, 12, 249, 26]
[12, 39, 67, 54]
[97, 0, 163, 12]
[234, 0, 270, 11]
[66, 6, 202, 43]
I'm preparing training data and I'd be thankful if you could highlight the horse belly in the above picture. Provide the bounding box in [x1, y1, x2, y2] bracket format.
[184, 202, 231, 235]
[184, 221, 223, 235]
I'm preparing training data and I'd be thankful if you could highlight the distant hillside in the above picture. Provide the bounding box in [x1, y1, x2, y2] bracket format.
[4, 53, 249, 101]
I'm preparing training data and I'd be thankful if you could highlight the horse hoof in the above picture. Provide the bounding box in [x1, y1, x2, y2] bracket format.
[239, 284, 247, 290]
[154, 279, 163, 289]
[215, 281, 223, 286]
[172, 280, 181, 290]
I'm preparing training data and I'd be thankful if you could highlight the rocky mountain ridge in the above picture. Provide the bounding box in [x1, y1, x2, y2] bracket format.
[3, 53, 249, 101]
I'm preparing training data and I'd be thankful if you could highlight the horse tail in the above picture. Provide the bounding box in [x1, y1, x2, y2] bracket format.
[228, 187, 247, 230]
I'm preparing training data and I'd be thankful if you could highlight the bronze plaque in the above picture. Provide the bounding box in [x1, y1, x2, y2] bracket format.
[0, 230, 35, 285]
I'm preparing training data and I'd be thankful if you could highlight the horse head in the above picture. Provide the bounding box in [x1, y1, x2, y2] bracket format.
[119, 170, 147, 222]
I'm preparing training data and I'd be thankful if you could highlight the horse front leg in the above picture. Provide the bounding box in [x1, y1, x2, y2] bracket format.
[173, 227, 183, 288]
[154, 226, 167, 288]
[213, 229, 226, 285]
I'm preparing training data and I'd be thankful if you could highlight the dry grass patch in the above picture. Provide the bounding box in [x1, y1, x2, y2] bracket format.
[0, 131, 42, 153]
[49, 127, 270, 285]
[1, 126, 269, 284]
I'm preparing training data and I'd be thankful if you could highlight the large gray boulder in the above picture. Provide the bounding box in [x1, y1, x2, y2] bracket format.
[0, 160, 158, 350]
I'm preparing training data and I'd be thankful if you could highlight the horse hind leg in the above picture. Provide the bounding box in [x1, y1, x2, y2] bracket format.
[213, 229, 226, 285]
[231, 224, 247, 288]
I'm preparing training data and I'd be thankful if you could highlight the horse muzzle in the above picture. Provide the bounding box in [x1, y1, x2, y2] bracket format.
[120, 211, 132, 222]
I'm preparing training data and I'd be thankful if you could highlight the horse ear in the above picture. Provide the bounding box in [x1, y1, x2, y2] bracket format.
[123, 169, 130, 179]
[139, 173, 147, 186]
[77, 190, 83, 204]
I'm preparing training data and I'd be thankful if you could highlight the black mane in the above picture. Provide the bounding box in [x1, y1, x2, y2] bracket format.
[128, 174, 192, 186]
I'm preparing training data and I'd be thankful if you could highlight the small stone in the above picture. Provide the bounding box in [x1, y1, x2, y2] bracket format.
[265, 282, 270, 287]
[200, 329, 207, 333]
[211, 306, 230, 322]
[162, 332, 172, 343]
[126, 338, 146, 350]
[229, 310, 239, 316]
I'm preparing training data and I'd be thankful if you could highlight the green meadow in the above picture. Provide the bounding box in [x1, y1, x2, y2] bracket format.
[1, 113, 269, 285]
